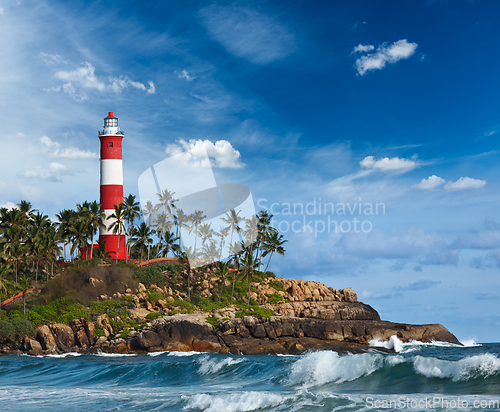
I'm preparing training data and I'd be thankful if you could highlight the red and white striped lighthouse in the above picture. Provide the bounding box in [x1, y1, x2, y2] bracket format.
[98, 112, 126, 259]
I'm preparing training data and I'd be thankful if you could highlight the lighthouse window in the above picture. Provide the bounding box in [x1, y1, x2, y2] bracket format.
[108, 142, 113, 148]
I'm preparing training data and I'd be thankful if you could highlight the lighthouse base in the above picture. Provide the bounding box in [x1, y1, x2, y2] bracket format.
[99, 234, 127, 260]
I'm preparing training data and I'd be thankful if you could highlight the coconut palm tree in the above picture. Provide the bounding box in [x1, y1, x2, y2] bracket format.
[162, 231, 179, 258]
[221, 209, 242, 247]
[156, 189, 178, 218]
[132, 222, 153, 266]
[256, 210, 273, 270]
[87, 201, 106, 260]
[123, 194, 141, 260]
[228, 242, 243, 305]
[0, 264, 9, 319]
[215, 226, 230, 260]
[241, 246, 259, 305]
[198, 223, 214, 249]
[215, 261, 230, 307]
[107, 203, 127, 263]
[189, 210, 206, 255]
[174, 209, 190, 249]
[262, 229, 287, 272]
[141, 200, 159, 261]
[19, 275, 30, 315]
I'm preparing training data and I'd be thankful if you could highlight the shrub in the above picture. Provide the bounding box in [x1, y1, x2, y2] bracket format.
[268, 280, 285, 292]
[235, 304, 273, 319]
[94, 326, 105, 337]
[146, 291, 164, 304]
[145, 312, 163, 321]
[0, 318, 36, 345]
[26, 298, 90, 326]
[268, 293, 284, 304]
[133, 266, 165, 287]
[121, 295, 135, 303]
[205, 316, 219, 329]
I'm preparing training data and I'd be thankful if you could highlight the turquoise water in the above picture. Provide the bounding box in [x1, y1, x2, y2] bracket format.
[0, 341, 499, 411]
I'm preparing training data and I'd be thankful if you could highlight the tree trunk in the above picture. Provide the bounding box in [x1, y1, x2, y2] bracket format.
[116, 234, 120, 263]
[231, 272, 236, 305]
[264, 251, 274, 273]
[218, 279, 223, 307]
[247, 270, 251, 305]
[35, 260, 38, 290]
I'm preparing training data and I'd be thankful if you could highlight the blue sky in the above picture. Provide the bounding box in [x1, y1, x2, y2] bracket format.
[1, 0, 499, 342]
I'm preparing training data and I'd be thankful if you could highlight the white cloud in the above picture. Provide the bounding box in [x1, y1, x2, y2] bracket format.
[16, 132, 25, 138]
[354, 39, 418, 76]
[176, 70, 196, 81]
[445, 177, 486, 191]
[39, 52, 66, 65]
[18, 162, 75, 183]
[165, 139, 245, 169]
[352, 44, 374, 53]
[55, 62, 105, 91]
[0, 202, 16, 210]
[199, 5, 296, 64]
[40, 136, 98, 159]
[360, 155, 417, 172]
[412, 175, 445, 190]
[0, 8, 4, 15]
[147, 81, 156, 94]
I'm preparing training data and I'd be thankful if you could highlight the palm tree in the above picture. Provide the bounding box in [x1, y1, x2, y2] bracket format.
[19, 275, 30, 315]
[228, 242, 243, 305]
[215, 226, 230, 260]
[87, 201, 106, 260]
[215, 261, 230, 307]
[256, 210, 273, 270]
[107, 203, 127, 263]
[0, 264, 9, 319]
[142, 200, 159, 261]
[262, 229, 287, 272]
[198, 223, 214, 249]
[153, 212, 169, 257]
[123, 194, 141, 260]
[189, 210, 206, 255]
[162, 231, 179, 258]
[156, 189, 178, 217]
[69, 219, 89, 260]
[4, 241, 27, 284]
[42, 226, 62, 280]
[241, 246, 259, 305]
[221, 209, 242, 247]
[174, 209, 190, 249]
[132, 222, 153, 266]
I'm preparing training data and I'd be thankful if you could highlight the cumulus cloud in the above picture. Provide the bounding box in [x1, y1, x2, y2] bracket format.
[165, 139, 244, 169]
[354, 39, 418, 76]
[199, 5, 296, 64]
[0, 202, 16, 210]
[444, 177, 486, 191]
[352, 44, 374, 53]
[40, 136, 98, 159]
[55, 62, 105, 91]
[412, 175, 446, 190]
[147, 81, 156, 94]
[360, 155, 417, 172]
[176, 70, 196, 81]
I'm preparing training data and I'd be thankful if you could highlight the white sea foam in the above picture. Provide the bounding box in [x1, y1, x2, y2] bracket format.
[286, 351, 385, 388]
[461, 338, 482, 347]
[369, 336, 405, 353]
[182, 391, 294, 412]
[413, 353, 500, 381]
[45, 352, 82, 358]
[94, 351, 137, 357]
[167, 351, 203, 357]
[197, 355, 245, 375]
[147, 351, 169, 357]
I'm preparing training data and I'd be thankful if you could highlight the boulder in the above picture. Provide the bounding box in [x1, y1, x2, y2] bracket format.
[137, 331, 162, 349]
[36, 325, 58, 352]
[50, 323, 75, 351]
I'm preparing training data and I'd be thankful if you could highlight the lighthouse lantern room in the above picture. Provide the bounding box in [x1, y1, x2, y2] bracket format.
[98, 112, 126, 259]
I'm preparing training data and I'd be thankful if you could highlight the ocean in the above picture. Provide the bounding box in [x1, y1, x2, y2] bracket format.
[0, 338, 499, 411]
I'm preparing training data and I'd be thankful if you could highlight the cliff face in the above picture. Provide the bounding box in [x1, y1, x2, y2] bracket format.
[1, 279, 462, 356]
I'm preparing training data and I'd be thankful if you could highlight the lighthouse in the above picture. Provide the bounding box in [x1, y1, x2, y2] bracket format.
[98, 112, 126, 259]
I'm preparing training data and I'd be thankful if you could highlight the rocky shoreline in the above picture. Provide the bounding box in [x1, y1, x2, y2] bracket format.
[1, 279, 462, 356]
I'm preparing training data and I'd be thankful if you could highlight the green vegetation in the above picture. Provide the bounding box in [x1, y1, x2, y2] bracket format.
[146, 291, 164, 304]
[268, 280, 285, 292]
[268, 293, 284, 304]
[145, 312, 163, 321]
[205, 316, 219, 329]
[0, 318, 36, 345]
[235, 303, 273, 319]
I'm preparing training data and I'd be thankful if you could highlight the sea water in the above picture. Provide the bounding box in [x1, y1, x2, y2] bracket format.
[0, 339, 499, 411]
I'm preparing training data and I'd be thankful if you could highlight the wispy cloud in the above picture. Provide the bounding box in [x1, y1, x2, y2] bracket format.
[40, 136, 98, 159]
[352, 44, 374, 53]
[354, 39, 418, 76]
[176, 70, 196, 81]
[199, 5, 296, 64]
[445, 177, 486, 191]
[18, 162, 74, 182]
[39, 52, 67, 65]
